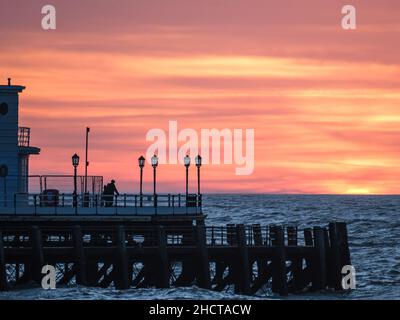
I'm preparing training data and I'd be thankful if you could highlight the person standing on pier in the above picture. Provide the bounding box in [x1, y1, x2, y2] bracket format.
[105, 180, 119, 207]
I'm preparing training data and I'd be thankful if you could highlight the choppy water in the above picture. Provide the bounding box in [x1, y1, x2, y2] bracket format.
[1, 194, 399, 300]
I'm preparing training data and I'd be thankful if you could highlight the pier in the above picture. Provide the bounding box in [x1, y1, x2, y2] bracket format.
[0, 81, 352, 296]
[0, 221, 351, 295]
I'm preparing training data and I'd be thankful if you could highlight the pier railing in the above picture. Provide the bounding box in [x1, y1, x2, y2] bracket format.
[205, 225, 303, 247]
[0, 224, 323, 249]
[0, 193, 202, 216]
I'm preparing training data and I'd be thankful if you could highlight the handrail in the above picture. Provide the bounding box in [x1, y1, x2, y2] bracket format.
[0, 193, 203, 216]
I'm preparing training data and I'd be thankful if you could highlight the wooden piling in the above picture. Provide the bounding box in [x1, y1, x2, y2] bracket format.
[235, 224, 251, 295]
[114, 225, 130, 289]
[252, 224, 267, 278]
[304, 228, 314, 246]
[72, 225, 87, 286]
[195, 225, 211, 289]
[287, 226, 303, 292]
[287, 226, 297, 246]
[175, 232, 195, 286]
[156, 226, 170, 288]
[271, 226, 288, 296]
[312, 227, 327, 290]
[227, 224, 237, 245]
[86, 261, 99, 286]
[31, 226, 44, 284]
[0, 231, 7, 291]
[324, 228, 334, 287]
[328, 222, 342, 290]
[336, 222, 351, 266]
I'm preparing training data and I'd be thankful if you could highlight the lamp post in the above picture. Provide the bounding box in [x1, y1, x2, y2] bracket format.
[72, 153, 80, 208]
[138, 155, 145, 207]
[195, 155, 202, 207]
[151, 154, 158, 207]
[184, 155, 190, 198]
[84, 127, 90, 194]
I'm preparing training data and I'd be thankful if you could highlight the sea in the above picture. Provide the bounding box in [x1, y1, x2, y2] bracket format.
[0, 194, 399, 300]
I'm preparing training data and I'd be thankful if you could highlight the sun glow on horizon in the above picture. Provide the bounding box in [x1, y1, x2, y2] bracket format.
[345, 188, 372, 195]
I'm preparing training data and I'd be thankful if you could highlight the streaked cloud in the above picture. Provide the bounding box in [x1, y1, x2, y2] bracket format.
[1, 0, 399, 194]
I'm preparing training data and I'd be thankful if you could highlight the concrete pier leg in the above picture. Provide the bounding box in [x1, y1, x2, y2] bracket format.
[156, 226, 170, 288]
[114, 225, 130, 289]
[31, 226, 44, 284]
[0, 231, 7, 291]
[73, 225, 87, 286]
[272, 226, 288, 296]
[312, 227, 327, 291]
[235, 224, 251, 295]
[195, 225, 211, 289]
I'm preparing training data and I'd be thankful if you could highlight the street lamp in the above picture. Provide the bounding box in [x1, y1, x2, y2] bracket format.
[195, 155, 202, 207]
[151, 154, 158, 207]
[184, 155, 190, 197]
[195, 155, 202, 194]
[72, 154, 80, 208]
[138, 155, 145, 207]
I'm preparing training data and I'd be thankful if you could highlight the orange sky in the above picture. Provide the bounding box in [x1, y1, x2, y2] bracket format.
[1, 0, 400, 194]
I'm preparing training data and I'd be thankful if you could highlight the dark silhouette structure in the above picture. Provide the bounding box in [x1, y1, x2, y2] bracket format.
[0, 221, 351, 295]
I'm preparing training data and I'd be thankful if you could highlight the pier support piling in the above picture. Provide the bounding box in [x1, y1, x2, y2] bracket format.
[156, 226, 170, 288]
[195, 225, 211, 289]
[329, 222, 342, 290]
[114, 225, 130, 289]
[271, 226, 288, 296]
[336, 222, 351, 266]
[0, 231, 7, 291]
[312, 226, 327, 290]
[235, 224, 251, 295]
[287, 226, 303, 292]
[304, 228, 314, 246]
[86, 261, 99, 286]
[31, 226, 44, 284]
[73, 225, 87, 286]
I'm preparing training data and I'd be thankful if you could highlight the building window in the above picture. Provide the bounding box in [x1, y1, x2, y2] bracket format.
[0, 103, 8, 115]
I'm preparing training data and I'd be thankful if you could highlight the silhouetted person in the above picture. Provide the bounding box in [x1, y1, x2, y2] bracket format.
[105, 179, 119, 207]
[101, 185, 107, 207]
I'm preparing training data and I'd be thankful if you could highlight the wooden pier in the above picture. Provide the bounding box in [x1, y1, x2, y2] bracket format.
[0, 221, 351, 296]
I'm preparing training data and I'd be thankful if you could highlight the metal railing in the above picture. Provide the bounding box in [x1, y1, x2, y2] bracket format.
[205, 224, 301, 247]
[1, 224, 327, 249]
[18, 127, 30, 147]
[0, 193, 203, 216]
